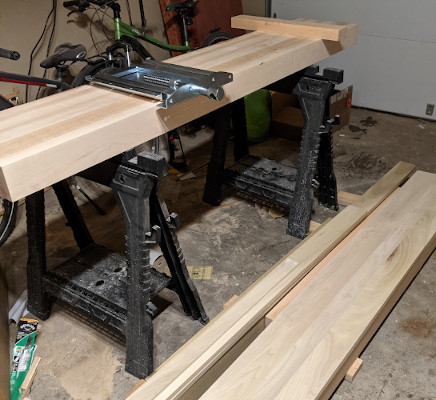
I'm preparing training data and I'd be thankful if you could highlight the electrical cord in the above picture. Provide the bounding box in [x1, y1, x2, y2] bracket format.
[36, 0, 58, 99]
[26, 0, 57, 102]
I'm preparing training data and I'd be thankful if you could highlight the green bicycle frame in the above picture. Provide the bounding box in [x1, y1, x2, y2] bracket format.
[114, 18, 191, 53]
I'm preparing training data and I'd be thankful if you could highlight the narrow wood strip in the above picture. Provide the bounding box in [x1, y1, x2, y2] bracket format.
[345, 358, 363, 383]
[128, 162, 414, 400]
[338, 191, 361, 206]
[231, 15, 358, 47]
[223, 295, 239, 310]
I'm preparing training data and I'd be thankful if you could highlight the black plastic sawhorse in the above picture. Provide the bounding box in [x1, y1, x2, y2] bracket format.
[203, 65, 343, 239]
[25, 151, 208, 379]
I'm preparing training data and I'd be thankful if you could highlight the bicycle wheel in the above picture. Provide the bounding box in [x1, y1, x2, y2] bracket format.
[201, 31, 233, 47]
[0, 197, 17, 247]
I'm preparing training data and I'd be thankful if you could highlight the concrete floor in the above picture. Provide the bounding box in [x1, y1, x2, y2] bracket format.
[1, 107, 435, 399]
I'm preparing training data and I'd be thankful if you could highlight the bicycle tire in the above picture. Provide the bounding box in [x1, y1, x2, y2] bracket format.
[201, 31, 233, 47]
[0, 198, 17, 247]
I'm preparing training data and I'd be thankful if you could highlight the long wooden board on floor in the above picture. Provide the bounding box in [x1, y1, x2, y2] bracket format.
[265, 191, 396, 325]
[127, 162, 415, 400]
[200, 170, 436, 399]
[0, 17, 357, 202]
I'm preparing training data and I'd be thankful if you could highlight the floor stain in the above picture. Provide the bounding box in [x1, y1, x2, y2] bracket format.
[402, 317, 433, 338]
[360, 116, 378, 127]
[348, 125, 368, 134]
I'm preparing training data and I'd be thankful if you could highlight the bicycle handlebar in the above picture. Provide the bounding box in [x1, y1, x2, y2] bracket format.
[0, 48, 20, 61]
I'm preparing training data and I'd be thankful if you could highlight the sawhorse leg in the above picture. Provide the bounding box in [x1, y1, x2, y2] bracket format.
[287, 67, 342, 238]
[26, 182, 94, 319]
[112, 151, 208, 378]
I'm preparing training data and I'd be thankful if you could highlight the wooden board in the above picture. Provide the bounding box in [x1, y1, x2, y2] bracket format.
[19, 356, 41, 398]
[200, 170, 436, 399]
[231, 15, 358, 47]
[0, 17, 358, 202]
[338, 191, 361, 206]
[345, 358, 363, 383]
[127, 162, 415, 400]
[265, 193, 395, 325]
[0, 272, 9, 400]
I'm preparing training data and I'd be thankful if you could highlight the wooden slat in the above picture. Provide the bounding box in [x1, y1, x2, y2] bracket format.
[345, 358, 363, 383]
[200, 170, 436, 399]
[265, 192, 396, 325]
[338, 191, 361, 206]
[19, 356, 41, 398]
[0, 271, 9, 400]
[0, 18, 357, 202]
[127, 162, 415, 400]
[231, 15, 358, 47]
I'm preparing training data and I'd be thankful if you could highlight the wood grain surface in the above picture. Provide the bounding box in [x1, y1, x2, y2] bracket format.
[0, 18, 357, 201]
[200, 170, 436, 399]
[127, 162, 414, 400]
[231, 15, 358, 48]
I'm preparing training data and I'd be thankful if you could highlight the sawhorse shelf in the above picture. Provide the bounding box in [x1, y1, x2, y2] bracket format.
[25, 152, 208, 379]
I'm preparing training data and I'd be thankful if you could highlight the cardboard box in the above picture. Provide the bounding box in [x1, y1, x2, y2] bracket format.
[271, 86, 353, 141]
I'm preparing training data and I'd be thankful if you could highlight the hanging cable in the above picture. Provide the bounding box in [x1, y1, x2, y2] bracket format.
[26, 0, 57, 102]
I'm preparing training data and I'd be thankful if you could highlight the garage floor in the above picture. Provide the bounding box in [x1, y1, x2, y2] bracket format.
[1, 107, 435, 400]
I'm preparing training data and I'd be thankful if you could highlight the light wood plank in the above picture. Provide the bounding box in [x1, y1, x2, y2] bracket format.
[200, 170, 436, 399]
[338, 191, 361, 206]
[231, 15, 358, 47]
[19, 356, 41, 398]
[127, 162, 414, 400]
[0, 18, 358, 202]
[345, 358, 363, 383]
[0, 271, 8, 400]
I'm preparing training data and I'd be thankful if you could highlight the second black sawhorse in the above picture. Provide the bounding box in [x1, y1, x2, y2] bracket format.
[25, 151, 208, 379]
[203, 65, 343, 239]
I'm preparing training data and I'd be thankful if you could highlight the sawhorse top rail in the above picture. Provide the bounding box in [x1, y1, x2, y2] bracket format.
[0, 16, 357, 202]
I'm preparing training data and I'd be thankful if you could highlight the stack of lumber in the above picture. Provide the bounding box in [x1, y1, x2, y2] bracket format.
[128, 162, 436, 399]
[0, 16, 357, 202]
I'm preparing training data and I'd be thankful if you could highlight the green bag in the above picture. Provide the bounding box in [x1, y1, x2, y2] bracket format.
[244, 89, 272, 143]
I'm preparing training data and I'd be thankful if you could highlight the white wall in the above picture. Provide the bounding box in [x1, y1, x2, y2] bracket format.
[272, 0, 436, 120]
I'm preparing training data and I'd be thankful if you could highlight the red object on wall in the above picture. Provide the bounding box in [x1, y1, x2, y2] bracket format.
[159, 0, 244, 56]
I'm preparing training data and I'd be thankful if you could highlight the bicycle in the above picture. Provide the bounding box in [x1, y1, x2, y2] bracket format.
[0, 43, 108, 246]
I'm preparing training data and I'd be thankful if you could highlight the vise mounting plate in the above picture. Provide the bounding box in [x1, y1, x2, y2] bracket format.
[90, 60, 233, 108]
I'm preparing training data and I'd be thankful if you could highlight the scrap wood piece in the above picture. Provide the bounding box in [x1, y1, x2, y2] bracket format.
[231, 15, 358, 46]
[265, 192, 395, 325]
[19, 356, 41, 398]
[345, 358, 363, 383]
[200, 170, 436, 399]
[338, 191, 361, 207]
[127, 161, 415, 400]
